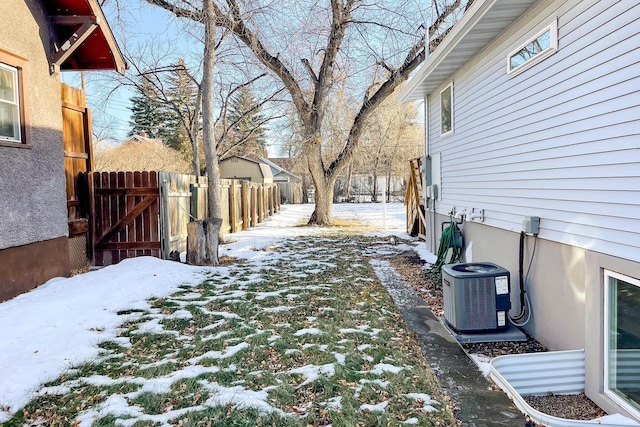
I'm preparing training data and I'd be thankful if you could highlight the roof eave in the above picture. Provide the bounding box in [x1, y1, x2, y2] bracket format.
[399, 0, 538, 103]
[88, 0, 126, 75]
[47, 0, 127, 75]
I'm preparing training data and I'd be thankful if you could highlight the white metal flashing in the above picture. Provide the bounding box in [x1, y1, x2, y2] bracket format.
[490, 350, 640, 426]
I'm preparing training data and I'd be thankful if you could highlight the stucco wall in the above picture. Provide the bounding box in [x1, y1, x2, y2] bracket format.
[0, 0, 67, 250]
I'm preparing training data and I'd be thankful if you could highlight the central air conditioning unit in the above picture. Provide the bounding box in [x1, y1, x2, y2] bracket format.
[442, 262, 511, 332]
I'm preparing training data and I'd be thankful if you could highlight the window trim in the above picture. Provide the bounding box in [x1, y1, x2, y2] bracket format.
[507, 18, 558, 77]
[440, 81, 453, 136]
[603, 269, 640, 418]
[0, 49, 30, 148]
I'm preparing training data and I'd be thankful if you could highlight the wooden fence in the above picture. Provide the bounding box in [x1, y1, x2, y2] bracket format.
[88, 171, 280, 266]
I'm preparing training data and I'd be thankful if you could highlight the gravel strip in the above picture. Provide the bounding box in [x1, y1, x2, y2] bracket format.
[524, 393, 606, 420]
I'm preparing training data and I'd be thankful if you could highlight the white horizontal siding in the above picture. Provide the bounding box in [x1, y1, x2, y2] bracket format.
[430, 0, 640, 262]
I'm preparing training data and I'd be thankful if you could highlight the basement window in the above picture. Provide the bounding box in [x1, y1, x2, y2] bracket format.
[604, 270, 640, 417]
[0, 49, 29, 147]
[507, 19, 557, 76]
[440, 82, 453, 136]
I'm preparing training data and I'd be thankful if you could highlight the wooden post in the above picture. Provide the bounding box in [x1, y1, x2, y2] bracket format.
[258, 186, 264, 222]
[187, 220, 206, 265]
[251, 186, 257, 227]
[278, 185, 281, 211]
[88, 172, 96, 264]
[229, 180, 237, 233]
[242, 181, 249, 231]
[159, 173, 170, 260]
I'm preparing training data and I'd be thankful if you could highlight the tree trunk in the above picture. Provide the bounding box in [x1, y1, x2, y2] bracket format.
[386, 168, 392, 202]
[186, 218, 222, 266]
[205, 217, 222, 265]
[371, 171, 379, 202]
[306, 136, 337, 225]
[201, 0, 222, 263]
[308, 177, 334, 225]
[301, 175, 309, 204]
[190, 89, 203, 177]
[344, 163, 353, 200]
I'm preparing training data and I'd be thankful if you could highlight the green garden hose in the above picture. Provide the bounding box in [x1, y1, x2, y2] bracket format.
[427, 221, 463, 277]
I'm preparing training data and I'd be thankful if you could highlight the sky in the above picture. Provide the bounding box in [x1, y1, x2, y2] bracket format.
[62, 1, 202, 144]
[62, 0, 427, 156]
[0, 203, 416, 422]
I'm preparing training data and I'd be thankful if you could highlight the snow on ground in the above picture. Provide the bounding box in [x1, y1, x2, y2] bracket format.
[0, 203, 416, 421]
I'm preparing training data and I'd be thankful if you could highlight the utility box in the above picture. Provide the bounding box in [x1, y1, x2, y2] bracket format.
[442, 263, 511, 332]
[523, 216, 540, 235]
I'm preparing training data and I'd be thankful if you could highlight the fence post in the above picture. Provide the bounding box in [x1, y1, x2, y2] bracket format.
[159, 172, 170, 260]
[242, 181, 249, 231]
[229, 180, 237, 233]
[258, 186, 264, 222]
[277, 185, 281, 211]
[87, 172, 96, 265]
[251, 186, 257, 226]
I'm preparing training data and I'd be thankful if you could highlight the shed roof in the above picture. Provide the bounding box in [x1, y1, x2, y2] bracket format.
[44, 0, 126, 74]
[220, 156, 274, 179]
[259, 157, 300, 181]
[399, 0, 537, 102]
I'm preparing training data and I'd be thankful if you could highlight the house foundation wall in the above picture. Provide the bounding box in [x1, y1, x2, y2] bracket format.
[0, 237, 69, 302]
[429, 213, 640, 421]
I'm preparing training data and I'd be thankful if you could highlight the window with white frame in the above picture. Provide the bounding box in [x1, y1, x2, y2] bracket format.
[0, 63, 20, 143]
[507, 19, 558, 75]
[0, 49, 28, 147]
[604, 270, 640, 416]
[440, 82, 453, 135]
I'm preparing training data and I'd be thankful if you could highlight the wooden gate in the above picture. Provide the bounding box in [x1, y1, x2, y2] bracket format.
[62, 84, 92, 270]
[90, 171, 161, 265]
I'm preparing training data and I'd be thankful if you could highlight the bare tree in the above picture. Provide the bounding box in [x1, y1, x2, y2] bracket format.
[361, 91, 423, 202]
[201, 0, 222, 222]
[145, 0, 469, 224]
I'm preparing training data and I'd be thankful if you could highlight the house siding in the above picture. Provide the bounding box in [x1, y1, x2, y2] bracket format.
[429, 0, 640, 263]
[422, 0, 640, 420]
[0, 0, 67, 251]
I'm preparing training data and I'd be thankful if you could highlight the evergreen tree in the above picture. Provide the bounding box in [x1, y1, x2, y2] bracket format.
[128, 77, 173, 141]
[164, 59, 200, 155]
[128, 60, 200, 171]
[224, 85, 268, 159]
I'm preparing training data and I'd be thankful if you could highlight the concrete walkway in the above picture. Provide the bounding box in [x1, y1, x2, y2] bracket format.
[373, 259, 525, 427]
